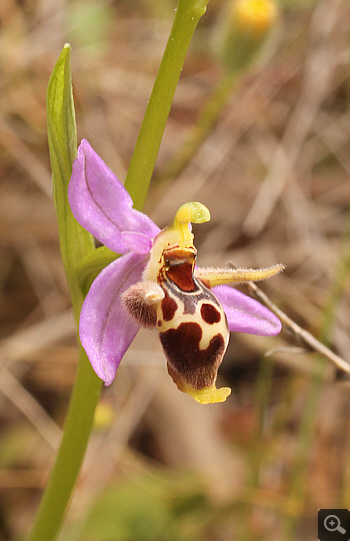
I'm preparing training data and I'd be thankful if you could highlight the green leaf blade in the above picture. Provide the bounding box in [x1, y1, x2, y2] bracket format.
[46, 44, 95, 320]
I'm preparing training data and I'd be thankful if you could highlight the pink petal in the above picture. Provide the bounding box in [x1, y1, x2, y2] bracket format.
[68, 140, 160, 254]
[80, 252, 148, 385]
[212, 285, 282, 336]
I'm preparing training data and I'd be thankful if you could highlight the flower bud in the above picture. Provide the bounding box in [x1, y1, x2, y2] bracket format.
[217, 0, 279, 73]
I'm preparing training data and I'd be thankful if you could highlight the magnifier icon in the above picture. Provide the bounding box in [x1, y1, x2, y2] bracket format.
[324, 515, 346, 534]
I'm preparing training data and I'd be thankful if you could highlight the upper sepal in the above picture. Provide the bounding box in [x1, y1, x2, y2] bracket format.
[68, 140, 160, 254]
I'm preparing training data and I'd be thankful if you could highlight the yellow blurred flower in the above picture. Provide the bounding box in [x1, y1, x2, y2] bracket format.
[231, 0, 278, 36]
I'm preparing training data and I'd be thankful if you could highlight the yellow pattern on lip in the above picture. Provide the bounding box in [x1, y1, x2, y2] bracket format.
[182, 383, 232, 405]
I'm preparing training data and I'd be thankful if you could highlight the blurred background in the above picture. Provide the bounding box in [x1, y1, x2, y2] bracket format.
[0, 0, 349, 540]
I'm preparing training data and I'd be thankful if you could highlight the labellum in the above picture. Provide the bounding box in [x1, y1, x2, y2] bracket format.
[122, 202, 283, 404]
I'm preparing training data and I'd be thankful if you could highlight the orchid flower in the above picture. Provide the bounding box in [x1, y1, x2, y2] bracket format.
[68, 139, 283, 404]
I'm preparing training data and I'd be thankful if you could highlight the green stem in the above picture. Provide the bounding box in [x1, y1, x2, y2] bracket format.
[160, 72, 236, 180]
[124, 0, 209, 209]
[27, 348, 102, 541]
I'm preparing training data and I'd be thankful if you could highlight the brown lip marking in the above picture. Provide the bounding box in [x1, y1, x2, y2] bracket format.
[166, 262, 197, 292]
[160, 322, 226, 389]
[200, 303, 221, 324]
[161, 291, 178, 321]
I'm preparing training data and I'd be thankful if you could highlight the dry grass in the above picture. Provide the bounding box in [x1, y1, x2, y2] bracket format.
[0, 0, 349, 540]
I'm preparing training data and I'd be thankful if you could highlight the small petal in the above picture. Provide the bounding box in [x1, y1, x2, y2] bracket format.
[212, 285, 282, 336]
[68, 140, 160, 253]
[80, 252, 148, 385]
[122, 231, 153, 254]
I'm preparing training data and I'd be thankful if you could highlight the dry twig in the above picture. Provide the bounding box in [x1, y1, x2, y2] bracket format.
[246, 279, 350, 377]
[0, 367, 61, 448]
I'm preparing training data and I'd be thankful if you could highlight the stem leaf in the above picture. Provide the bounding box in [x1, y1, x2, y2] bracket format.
[47, 43, 95, 320]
